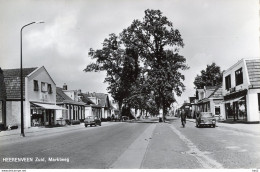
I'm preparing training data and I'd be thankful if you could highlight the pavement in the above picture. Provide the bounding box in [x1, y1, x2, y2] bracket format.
[186, 118, 260, 135]
[0, 122, 118, 139]
[0, 117, 260, 169]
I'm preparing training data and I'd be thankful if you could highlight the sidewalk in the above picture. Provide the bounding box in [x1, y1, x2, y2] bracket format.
[0, 122, 119, 139]
[186, 118, 260, 135]
[0, 123, 84, 138]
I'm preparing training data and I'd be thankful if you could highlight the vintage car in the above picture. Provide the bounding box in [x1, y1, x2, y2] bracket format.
[84, 116, 101, 127]
[196, 112, 216, 128]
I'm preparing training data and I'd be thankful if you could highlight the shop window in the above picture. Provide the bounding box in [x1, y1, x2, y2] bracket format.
[258, 93, 260, 111]
[235, 68, 243, 86]
[34, 80, 39, 91]
[225, 75, 231, 90]
[48, 84, 52, 94]
[41, 82, 47, 92]
[215, 106, 220, 115]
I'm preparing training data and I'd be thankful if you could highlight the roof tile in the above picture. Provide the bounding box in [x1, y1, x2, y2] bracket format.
[3, 68, 37, 99]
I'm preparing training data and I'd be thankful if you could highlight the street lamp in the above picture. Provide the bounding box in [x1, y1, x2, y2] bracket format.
[20, 21, 44, 137]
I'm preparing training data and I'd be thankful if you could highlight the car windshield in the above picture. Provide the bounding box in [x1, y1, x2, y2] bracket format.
[202, 113, 213, 117]
[86, 116, 94, 119]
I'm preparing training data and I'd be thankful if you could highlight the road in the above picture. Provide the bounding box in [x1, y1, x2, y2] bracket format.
[0, 117, 259, 169]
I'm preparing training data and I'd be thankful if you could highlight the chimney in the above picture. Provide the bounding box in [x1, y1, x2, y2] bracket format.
[63, 83, 67, 90]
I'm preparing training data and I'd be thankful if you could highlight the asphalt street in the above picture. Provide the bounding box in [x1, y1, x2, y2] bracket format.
[0, 117, 259, 169]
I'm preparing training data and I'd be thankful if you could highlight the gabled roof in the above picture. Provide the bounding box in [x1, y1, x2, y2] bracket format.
[245, 59, 260, 87]
[86, 92, 110, 108]
[56, 87, 85, 106]
[208, 86, 223, 99]
[79, 93, 95, 105]
[27, 66, 56, 85]
[198, 85, 223, 104]
[3, 67, 37, 99]
[204, 86, 217, 98]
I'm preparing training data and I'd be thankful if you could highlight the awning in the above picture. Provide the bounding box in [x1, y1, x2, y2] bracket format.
[32, 103, 67, 110]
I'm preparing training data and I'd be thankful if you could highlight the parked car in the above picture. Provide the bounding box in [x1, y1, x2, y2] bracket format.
[121, 116, 129, 121]
[196, 112, 216, 128]
[84, 116, 101, 127]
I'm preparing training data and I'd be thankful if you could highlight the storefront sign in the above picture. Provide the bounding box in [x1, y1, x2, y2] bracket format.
[224, 89, 247, 101]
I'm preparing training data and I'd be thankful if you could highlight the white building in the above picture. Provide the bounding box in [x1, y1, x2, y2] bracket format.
[222, 58, 260, 122]
[3, 66, 64, 128]
[196, 86, 224, 119]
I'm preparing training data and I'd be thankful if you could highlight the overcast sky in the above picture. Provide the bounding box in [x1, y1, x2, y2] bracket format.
[0, 0, 259, 105]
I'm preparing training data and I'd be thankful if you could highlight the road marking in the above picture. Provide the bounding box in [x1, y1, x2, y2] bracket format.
[170, 125, 223, 169]
[109, 124, 156, 169]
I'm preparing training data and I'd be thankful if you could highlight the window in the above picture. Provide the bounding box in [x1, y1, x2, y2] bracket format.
[41, 82, 47, 92]
[225, 75, 231, 90]
[235, 68, 243, 86]
[215, 106, 220, 115]
[47, 84, 52, 94]
[33, 80, 39, 91]
[258, 93, 260, 111]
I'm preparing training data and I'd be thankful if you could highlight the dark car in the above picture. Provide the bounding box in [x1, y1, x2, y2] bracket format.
[196, 112, 216, 128]
[121, 116, 129, 121]
[84, 116, 101, 127]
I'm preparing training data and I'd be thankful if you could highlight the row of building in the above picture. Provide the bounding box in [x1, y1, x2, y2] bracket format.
[0, 66, 118, 129]
[185, 58, 260, 123]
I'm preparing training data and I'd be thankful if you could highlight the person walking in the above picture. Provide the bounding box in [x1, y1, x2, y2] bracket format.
[180, 109, 187, 128]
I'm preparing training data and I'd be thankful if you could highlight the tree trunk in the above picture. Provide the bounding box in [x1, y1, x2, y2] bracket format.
[118, 100, 123, 122]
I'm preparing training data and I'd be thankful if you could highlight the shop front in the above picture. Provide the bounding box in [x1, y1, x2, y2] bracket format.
[30, 102, 66, 127]
[224, 90, 247, 121]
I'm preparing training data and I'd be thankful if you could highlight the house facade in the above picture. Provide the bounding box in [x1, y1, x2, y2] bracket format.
[222, 58, 260, 122]
[57, 85, 86, 123]
[196, 86, 224, 119]
[0, 68, 6, 130]
[3, 66, 64, 128]
[56, 87, 86, 124]
[79, 93, 102, 119]
[85, 92, 111, 119]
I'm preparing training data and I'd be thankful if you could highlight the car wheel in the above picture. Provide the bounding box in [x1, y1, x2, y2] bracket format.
[99, 123, 101, 126]
[213, 124, 216, 128]
[95, 124, 96, 127]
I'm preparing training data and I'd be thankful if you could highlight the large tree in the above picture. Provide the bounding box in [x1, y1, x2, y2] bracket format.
[120, 9, 189, 120]
[85, 9, 188, 121]
[84, 34, 140, 117]
[193, 62, 222, 89]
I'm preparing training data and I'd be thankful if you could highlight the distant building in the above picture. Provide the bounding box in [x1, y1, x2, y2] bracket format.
[83, 92, 111, 119]
[56, 87, 86, 124]
[222, 58, 260, 122]
[79, 93, 102, 119]
[196, 85, 224, 119]
[189, 97, 197, 119]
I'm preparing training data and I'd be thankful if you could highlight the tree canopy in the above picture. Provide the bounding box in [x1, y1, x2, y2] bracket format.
[84, 9, 189, 120]
[193, 62, 223, 89]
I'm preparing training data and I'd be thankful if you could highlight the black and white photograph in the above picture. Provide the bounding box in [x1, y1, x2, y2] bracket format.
[0, 0, 259, 171]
